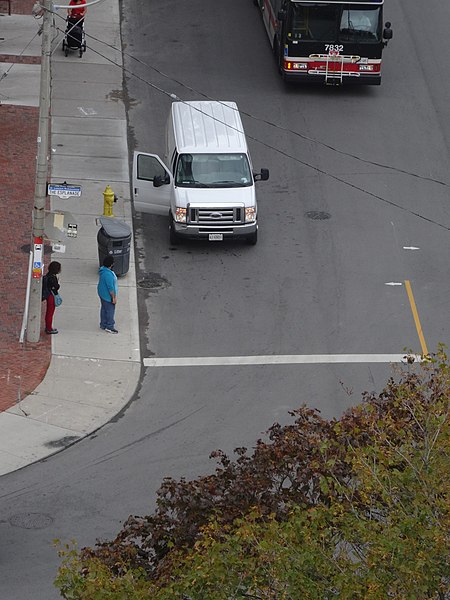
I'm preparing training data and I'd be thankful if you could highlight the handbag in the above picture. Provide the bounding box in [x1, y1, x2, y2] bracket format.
[53, 292, 63, 307]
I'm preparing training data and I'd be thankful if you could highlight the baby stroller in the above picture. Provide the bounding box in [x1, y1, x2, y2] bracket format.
[62, 17, 86, 58]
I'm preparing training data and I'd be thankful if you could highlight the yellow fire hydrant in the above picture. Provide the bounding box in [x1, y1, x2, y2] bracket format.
[103, 185, 115, 216]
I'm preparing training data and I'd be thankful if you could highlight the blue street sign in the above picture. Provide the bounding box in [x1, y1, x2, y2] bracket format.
[47, 183, 82, 198]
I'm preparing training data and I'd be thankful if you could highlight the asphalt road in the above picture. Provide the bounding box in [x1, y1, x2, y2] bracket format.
[1, 0, 450, 598]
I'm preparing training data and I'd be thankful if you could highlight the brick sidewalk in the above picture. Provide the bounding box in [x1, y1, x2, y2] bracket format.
[0, 0, 34, 16]
[0, 0, 51, 412]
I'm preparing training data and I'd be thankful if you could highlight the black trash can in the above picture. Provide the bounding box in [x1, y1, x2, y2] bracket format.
[97, 217, 132, 276]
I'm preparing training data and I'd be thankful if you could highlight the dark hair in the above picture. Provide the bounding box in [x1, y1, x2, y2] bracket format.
[103, 256, 114, 268]
[48, 261, 61, 275]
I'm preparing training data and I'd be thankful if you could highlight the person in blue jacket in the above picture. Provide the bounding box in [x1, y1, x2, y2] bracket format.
[97, 256, 118, 333]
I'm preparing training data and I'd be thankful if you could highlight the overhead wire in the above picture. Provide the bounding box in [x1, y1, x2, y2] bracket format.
[49, 8, 446, 191]
[49, 11, 450, 232]
[119, 49, 448, 189]
[76, 19, 448, 190]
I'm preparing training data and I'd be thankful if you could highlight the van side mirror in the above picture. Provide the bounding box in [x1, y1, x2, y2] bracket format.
[254, 168, 269, 182]
[153, 173, 170, 187]
[383, 22, 393, 45]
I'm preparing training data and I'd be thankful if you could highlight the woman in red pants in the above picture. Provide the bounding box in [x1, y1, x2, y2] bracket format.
[44, 261, 61, 334]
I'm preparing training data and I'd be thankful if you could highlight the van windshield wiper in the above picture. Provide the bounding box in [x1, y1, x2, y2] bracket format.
[178, 180, 210, 188]
[211, 180, 245, 187]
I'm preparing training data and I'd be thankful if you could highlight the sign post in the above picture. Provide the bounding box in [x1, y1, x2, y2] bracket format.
[26, 0, 51, 343]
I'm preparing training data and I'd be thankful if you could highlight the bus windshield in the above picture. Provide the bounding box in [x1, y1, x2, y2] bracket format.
[175, 154, 252, 188]
[339, 7, 380, 41]
[288, 4, 381, 43]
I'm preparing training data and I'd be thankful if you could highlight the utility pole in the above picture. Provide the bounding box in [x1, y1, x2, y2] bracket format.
[27, 0, 52, 342]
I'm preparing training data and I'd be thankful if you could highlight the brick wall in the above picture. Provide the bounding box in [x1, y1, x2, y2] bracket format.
[0, 104, 51, 411]
[0, 0, 36, 15]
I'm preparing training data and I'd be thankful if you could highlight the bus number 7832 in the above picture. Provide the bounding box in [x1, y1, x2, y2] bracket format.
[254, 0, 393, 85]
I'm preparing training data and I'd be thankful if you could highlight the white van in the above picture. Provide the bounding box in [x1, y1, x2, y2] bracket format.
[132, 101, 269, 245]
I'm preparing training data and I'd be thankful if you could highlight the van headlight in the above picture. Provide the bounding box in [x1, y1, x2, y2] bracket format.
[245, 207, 256, 223]
[175, 207, 186, 223]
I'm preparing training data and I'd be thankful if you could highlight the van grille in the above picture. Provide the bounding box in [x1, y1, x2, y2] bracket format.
[189, 207, 243, 225]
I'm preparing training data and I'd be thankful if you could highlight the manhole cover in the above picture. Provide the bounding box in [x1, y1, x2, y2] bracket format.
[305, 211, 331, 220]
[138, 273, 170, 290]
[9, 512, 53, 529]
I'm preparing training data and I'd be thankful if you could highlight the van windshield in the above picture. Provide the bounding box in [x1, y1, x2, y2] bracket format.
[175, 153, 252, 188]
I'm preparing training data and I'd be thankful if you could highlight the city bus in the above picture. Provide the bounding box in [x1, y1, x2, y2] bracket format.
[255, 0, 393, 85]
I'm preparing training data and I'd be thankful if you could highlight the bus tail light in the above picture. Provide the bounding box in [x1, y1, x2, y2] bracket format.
[359, 63, 380, 72]
[285, 61, 307, 71]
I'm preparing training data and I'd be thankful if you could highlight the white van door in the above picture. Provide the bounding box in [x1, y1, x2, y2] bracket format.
[132, 151, 172, 215]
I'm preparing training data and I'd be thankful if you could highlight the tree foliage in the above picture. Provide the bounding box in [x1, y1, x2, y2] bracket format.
[55, 350, 450, 599]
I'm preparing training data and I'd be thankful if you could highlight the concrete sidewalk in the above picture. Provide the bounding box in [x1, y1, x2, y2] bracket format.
[0, 0, 140, 476]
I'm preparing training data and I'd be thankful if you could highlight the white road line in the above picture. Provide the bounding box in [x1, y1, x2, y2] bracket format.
[143, 354, 421, 367]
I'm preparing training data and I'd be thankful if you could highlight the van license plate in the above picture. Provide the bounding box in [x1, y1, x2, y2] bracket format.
[209, 233, 223, 241]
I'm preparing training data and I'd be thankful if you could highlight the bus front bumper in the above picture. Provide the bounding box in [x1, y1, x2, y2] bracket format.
[283, 70, 381, 85]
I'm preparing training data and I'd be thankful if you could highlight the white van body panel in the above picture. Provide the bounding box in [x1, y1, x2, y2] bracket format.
[132, 152, 172, 215]
[170, 101, 249, 156]
[132, 101, 268, 242]
[174, 187, 255, 207]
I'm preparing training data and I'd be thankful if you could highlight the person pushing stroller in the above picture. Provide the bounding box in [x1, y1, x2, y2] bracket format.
[63, 0, 87, 57]
[68, 0, 86, 24]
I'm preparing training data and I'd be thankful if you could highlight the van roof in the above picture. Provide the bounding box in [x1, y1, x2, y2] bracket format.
[171, 101, 248, 154]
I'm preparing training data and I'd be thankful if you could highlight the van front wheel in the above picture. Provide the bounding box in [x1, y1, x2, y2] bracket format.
[169, 215, 179, 245]
[246, 230, 258, 245]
